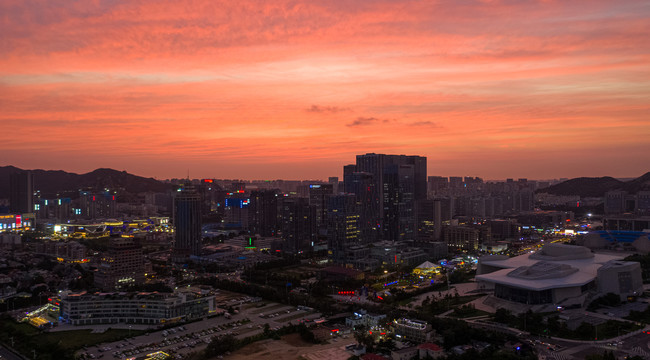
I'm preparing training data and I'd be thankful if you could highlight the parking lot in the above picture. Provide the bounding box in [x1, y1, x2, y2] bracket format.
[78, 298, 321, 359]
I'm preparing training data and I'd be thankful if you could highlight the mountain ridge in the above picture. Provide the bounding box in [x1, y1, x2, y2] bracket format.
[0, 166, 174, 199]
[537, 172, 650, 197]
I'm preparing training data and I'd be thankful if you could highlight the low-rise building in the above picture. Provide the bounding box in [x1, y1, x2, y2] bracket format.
[418, 343, 444, 359]
[345, 309, 386, 329]
[59, 290, 217, 325]
[476, 243, 644, 311]
[393, 318, 432, 343]
[391, 346, 418, 360]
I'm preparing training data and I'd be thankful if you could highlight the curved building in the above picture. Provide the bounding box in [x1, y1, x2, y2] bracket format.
[476, 243, 642, 311]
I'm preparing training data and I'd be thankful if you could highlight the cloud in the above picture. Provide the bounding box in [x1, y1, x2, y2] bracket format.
[409, 121, 440, 127]
[347, 117, 378, 127]
[306, 104, 351, 113]
[347, 117, 395, 127]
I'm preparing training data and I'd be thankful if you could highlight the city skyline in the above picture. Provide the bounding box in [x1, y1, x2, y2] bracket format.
[2, 0, 649, 180]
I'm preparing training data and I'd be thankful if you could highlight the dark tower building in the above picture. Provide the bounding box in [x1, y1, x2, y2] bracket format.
[249, 189, 279, 237]
[94, 236, 145, 291]
[327, 193, 360, 263]
[344, 171, 379, 243]
[279, 197, 312, 253]
[79, 190, 116, 220]
[173, 185, 202, 262]
[350, 153, 427, 242]
[309, 183, 333, 237]
[416, 199, 441, 242]
[197, 179, 226, 217]
[10, 171, 34, 214]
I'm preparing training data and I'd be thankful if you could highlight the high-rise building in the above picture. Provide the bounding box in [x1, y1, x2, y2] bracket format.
[344, 171, 380, 243]
[79, 190, 116, 219]
[197, 179, 226, 216]
[94, 236, 145, 291]
[249, 189, 279, 237]
[605, 191, 627, 215]
[328, 177, 340, 193]
[309, 183, 333, 236]
[444, 225, 480, 252]
[347, 153, 427, 242]
[427, 176, 448, 193]
[223, 193, 249, 228]
[415, 199, 442, 242]
[9, 171, 34, 214]
[327, 194, 361, 263]
[449, 176, 463, 189]
[173, 185, 202, 262]
[279, 197, 312, 253]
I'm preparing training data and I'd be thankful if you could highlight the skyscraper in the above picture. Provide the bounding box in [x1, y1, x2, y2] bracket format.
[279, 197, 312, 253]
[344, 171, 379, 243]
[10, 171, 34, 214]
[327, 193, 360, 263]
[249, 189, 279, 237]
[346, 153, 427, 242]
[309, 183, 333, 236]
[173, 185, 202, 262]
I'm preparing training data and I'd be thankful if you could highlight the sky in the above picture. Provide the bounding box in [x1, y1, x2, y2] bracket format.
[1, 0, 649, 180]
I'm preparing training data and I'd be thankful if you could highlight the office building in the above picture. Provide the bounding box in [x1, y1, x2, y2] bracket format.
[79, 190, 116, 219]
[279, 197, 312, 253]
[344, 170, 380, 243]
[173, 185, 202, 262]
[328, 176, 340, 193]
[94, 236, 145, 291]
[444, 225, 481, 252]
[327, 194, 361, 263]
[415, 199, 442, 242]
[59, 290, 217, 325]
[309, 183, 334, 234]
[346, 153, 427, 242]
[248, 189, 279, 237]
[9, 171, 34, 214]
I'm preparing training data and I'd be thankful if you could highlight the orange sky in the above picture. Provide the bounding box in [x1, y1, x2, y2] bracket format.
[2, 0, 649, 180]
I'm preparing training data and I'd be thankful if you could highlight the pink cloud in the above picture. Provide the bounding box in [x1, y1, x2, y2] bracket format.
[1, 0, 649, 179]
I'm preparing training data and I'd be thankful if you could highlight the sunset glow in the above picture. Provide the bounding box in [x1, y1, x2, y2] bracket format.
[2, 0, 649, 179]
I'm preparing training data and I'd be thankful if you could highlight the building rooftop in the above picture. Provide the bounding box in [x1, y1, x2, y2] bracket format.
[477, 244, 627, 291]
[418, 343, 443, 351]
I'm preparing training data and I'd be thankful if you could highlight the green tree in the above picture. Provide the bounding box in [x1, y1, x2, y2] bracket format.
[205, 334, 238, 356]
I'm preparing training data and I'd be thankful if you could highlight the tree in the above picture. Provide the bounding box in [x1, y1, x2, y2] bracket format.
[353, 325, 374, 352]
[494, 308, 512, 324]
[298, 324, 317, 343]
[205, 334, 238, 356]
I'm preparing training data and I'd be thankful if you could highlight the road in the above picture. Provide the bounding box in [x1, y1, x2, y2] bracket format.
[0, 345, 26, 360]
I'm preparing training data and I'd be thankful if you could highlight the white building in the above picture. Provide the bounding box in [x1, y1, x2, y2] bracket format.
[476, 243, 643, 311]
[59, 290, 218, 325]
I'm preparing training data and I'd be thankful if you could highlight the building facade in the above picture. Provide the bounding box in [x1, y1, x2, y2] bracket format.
[59, 291, 217, 325]
[173, 185, 202, 261]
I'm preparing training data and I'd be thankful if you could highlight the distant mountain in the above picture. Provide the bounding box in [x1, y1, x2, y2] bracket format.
[620, 172, 650, 194]
[0, 166, 174, 199]
[537, 172, 650, 197]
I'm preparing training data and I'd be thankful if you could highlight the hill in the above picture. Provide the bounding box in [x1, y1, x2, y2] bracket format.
[620, 172, 650, 194]
[0, 166, 174, 199]
[537, 172, 650, 197]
